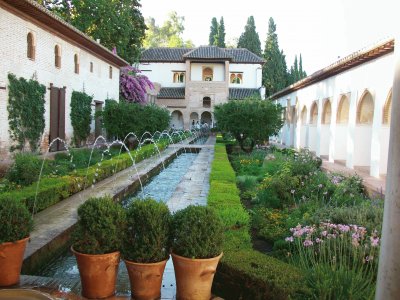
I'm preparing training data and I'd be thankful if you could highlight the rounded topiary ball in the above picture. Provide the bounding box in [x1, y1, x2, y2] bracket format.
[172, 205, 224, 259]
[0, 198, 33, 244]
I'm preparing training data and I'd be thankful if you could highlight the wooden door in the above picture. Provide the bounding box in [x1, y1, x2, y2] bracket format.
[49, 86, 66, 151]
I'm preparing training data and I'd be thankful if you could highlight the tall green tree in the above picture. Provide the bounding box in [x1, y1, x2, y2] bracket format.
[237, 16, 262, 56]
[262, 17, 288, 97]
[143, 12, 193, 48]
[38, 0, 146, 64]
[217, 17, 226, 48]
[209, 17, 219, 46]
[214, 97, 283, 152]
[299, 54, 307, 78]
[287, 54, 307, 85]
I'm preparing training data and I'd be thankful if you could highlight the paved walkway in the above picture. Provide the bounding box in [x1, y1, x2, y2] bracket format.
[15, 135, 216, 299]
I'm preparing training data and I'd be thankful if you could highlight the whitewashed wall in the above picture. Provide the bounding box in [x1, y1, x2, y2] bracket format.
[190, 63, 225, 81]
[228, 63, 262, 88]
[139, 62, 186, 87]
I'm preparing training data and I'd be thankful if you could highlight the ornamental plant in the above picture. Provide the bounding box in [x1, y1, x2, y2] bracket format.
[120, 66, 154, 104]
[0, 198, 33, 243]
[70, 91, 93, 147]
[72, 196, 126, 254]
[171, 205, 224, 259]
[122, 198, 171, 263]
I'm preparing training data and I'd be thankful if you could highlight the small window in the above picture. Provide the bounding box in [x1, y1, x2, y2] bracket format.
[27, 32, 35, 60]
[54, 45, 61, 68]
[173, 72, 185, 83]
[203, 67, 213, 81]
[230, 72, 242, 84]
[74, 54, 79, 74]
[90, 62, 93, 73]
[203, 97, 211, 108]
[109, 66, 113, 79]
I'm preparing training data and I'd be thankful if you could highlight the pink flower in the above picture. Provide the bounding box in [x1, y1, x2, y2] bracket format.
[370, 237, 380, 247]
[285, 236, 294, 243]
[303, 240, 314, 247]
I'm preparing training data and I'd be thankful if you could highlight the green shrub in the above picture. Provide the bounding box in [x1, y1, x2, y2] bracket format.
[122, 198, 171, 263]
[0, 198, 33, 243]
[236, 175, 258, 191]
[6, 153, 43, 186]
[72, 196, 126, 254]
[70, 91, 93, 146]
[171, 205, 224, 259]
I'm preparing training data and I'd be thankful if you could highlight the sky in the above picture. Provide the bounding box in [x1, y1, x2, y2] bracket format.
[141, 0, 396, 74]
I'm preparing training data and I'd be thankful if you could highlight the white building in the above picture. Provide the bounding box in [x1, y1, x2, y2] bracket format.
[139, 46, 265, 129]
[271, 38, 394, 178]
[0, 0, 128, 158]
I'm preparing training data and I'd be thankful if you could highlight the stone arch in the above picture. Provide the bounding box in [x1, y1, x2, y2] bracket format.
[322, 99, 332, 124]
[357, 90, 374, 124]
[202, 67, 213, 81]
[190, 112, 199, 128]
[382, 89, 392, 125]
[337, 95, 350, 124]
[27, 32, 35, 60]
[170, 110, 184, 129]
[74, 53, 79, 74]
[201, 111, 212, 126]
[301, 106, 307, 125]
[310, 101, 318, 124]
[54, 44, 61, 68]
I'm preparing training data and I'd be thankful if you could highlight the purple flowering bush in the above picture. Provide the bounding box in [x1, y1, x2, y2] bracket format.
[120, 66, 154, 104]
[286, 222, 379, 299]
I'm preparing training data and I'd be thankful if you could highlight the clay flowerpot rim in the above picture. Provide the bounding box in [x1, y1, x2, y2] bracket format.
[171, 252, 223, 261]
[71, 246, 120, 257]
[123, 256, 169, 266]
[0, 236, 30, 246]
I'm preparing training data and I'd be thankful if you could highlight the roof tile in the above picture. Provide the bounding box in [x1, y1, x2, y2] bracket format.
[157, 87, 185, 99]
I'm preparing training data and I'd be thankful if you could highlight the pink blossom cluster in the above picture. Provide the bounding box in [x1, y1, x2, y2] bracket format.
[120, 66, 154, 104]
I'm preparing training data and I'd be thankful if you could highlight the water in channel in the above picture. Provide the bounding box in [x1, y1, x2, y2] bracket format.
[35, 152, 199, 296]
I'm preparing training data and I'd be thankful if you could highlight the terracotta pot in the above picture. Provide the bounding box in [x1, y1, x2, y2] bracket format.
[172, 252, 223, 300]
[124, 258, 168, 300]
[0, 237, 29, 287]
[71, 247, 120, 299]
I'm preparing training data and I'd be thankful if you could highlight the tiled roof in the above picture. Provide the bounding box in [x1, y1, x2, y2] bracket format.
[141, 48, 192, 62]
[229, 88, 260, 100]
[157, 87, 185, 99]
[140, 47, 264, 64]
[183, 46, 232, 60]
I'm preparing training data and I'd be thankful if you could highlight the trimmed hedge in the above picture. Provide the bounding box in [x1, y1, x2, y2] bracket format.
[209, 144, 309, 299]
[0, 143, 168, 213]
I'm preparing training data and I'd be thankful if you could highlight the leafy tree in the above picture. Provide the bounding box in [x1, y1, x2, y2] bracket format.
[262, 18, 288, 97]
[38, 0, 146, 64]
[214, 97, 283, 152]
[217, 17, 226, 48]
[143, 12, 193, 48]
[287, 54, 307, 85]
[237, 16, 262, 56]
[209, 17, 219, 46]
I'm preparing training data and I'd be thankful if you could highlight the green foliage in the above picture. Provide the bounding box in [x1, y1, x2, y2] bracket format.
[209, 17, 219, 46]
[101, 100, 170, 139]
[6, 153, 42, 186]
[0, 198, 33, 243]
[143, 12, 193, 48]
[214, 98, 283, 152]
[262, 18, 288, 97]
[122, 198, 171, 263]
[251, 207, 288, 242]
[72, 196, 126, 254]
[44, 0, 145, 63]
[217, 17, 226, 48]
[288, 54, 307, 85]
[237, 16, 262, 56]
[70, 91, 93, 147]
[7, 73, 46, 152]
[171, 205, 224, 259]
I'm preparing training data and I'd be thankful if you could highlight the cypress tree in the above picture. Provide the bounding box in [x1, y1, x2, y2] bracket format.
[262, 17, 288, 97]
[217, 17, 226, 48]
[209, 17, 218, 46]
[237, 16, 262, 56]
[299, 54, 307, 78]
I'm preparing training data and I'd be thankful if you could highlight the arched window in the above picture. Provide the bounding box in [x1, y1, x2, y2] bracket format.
[357, 91, 374, 124]
[27, 32, 35, 60]
[74, 54, 79, 74]
[301, 106, 307, 125]
[322, 100, 331, 124]
[54, 45, 61, 68]
[203, 97, 211, 108]
[230, 73, 242, 84]
[173, 72, 185, 83]
[203, 67, 213, 81]
[383, 90, 392, 125]
[90, 62, 93, 73]
[337, 95, 350, 124]
[109, 66, 113, 79]
[310, 102, 318, 124]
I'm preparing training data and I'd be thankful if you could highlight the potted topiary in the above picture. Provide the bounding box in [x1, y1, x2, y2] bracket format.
[0, 198, 33, 286]
[122, 198, 171, 300]
[171, 205, 224, 300]
[71, 196, 126, 299]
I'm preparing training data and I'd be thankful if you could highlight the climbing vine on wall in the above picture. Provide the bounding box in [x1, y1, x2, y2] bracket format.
[7, 73, 46, 152]
[70, 91, 93, 147]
